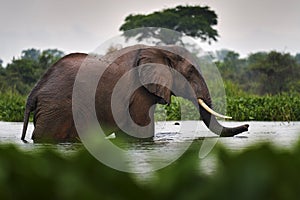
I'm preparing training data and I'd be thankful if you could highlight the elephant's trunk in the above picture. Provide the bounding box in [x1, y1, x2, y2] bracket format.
[198, 100, 249, 137]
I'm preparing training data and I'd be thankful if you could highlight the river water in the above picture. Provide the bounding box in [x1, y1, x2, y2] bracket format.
[1, 121, 300, 175]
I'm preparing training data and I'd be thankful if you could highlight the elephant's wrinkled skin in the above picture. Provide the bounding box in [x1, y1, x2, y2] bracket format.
[21, 45, 249, 142]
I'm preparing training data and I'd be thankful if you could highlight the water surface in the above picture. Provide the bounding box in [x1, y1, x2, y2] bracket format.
[1, 121, 300, 174]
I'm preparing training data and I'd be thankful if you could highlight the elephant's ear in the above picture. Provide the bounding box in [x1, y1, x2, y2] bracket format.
[138, 63, 173, 105]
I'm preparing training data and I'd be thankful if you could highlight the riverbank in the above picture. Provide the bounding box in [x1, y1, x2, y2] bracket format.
[1, 92, 300, 122]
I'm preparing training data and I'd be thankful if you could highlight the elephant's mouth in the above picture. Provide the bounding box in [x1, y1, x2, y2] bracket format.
[198, 99, 232, 119]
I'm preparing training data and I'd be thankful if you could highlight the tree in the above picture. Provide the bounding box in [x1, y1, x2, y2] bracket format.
[249, 51, 298, 94]
[119, 5, 219, 45]
[295, 53, 300, 64]
[4, 48, 64, 94]
[38, 49, 64, 69]
[214, 49, 231, 61]
[216, 50, 246, 81]
[6, 58, 38, 94]
[0, 60, 7, 92]
[21, 48, 40, 61]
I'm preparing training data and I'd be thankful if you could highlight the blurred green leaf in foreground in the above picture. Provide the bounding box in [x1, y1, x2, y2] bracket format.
[1, 140, 300, 200]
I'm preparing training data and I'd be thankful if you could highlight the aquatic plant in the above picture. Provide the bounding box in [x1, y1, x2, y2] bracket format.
[1, 140, 300, 199]
[0, 91, 25, 122]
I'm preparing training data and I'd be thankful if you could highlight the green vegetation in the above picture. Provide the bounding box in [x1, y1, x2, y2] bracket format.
[0, 91, 25, 122]
[0, 28, 299, 123]
[1, 141, 300, 199]
[155, 91, 300, 122]
[1, 89, 300, 122]
[0, 48, 64, 121]
[120, 5, 219, 44]
[0, 48, 64, 95]
[119, 6, 300, 122]
[155, 96, 199, 121]
[216, 50, 300, 95]
[227, 93, 300, 121]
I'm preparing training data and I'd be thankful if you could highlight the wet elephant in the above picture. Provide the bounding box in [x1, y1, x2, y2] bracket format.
[21, 44, 249, 142]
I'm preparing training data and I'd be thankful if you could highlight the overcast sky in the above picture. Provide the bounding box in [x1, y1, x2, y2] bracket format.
[1, 0, 300, 65]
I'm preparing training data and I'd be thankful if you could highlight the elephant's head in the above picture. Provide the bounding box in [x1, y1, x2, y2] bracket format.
[134, 45, 249, 137]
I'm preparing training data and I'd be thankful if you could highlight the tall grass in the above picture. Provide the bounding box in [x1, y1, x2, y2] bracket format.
[155, 96, 199, 121]
[155, 92, 300, 121]
[0, 91, 26, 122]
[0, 91, 299, 122]
[227, 92, 300, 121]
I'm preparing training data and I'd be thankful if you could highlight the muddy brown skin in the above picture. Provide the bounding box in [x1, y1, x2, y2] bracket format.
[21, 45, 249, 142]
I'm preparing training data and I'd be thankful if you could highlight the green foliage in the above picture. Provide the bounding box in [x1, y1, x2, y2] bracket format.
[227, 92, 300, 121]
[295, 53, 300, 64]
[6, 58, 40, 94]
[155, 96, 199, 121]
[0, 145, 145, 200]
[1, 141, 300, 199]
[212, 143, 300, 200]
[154, 91, 300, 122]
[0, 91, 25, 122]
[1, 87, 299, 123]
[120, 5, 219, 44]
[216, 50, 300, 95]
[0, 66, 7, 92]
[224, 81, 247, 97]
[1, 48, 300, 122]
[0, 48, 64, 95]
[249, 51, 299, 94]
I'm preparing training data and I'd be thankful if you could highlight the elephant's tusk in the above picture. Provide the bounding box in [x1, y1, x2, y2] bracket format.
[198, 99, 232, 119]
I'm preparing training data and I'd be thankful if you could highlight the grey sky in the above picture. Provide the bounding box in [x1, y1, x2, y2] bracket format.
[1, 0, 300, 64]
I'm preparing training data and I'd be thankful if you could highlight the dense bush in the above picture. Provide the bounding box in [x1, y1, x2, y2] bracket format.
[227, 92, 300, 121]
[1, 141, 300, 199]
[216, 51, 300, 95]
[155, 92, 300, 122]
[0, 48, 64, 95]
[1, 91, 299, 122]
[1, 48, 299, 122]
[155, 96, 199, 121]
[0, 92, 25, 122]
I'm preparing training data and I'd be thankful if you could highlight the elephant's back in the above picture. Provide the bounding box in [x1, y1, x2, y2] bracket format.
[32, 53, 87, 96]
[41, 53, 88, 86]
[24, 53, 88, 116]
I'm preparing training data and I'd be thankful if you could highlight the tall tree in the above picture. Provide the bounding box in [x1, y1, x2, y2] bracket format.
[214, 49, 231, 61]
[119, 5, 219, 45]
[249, 51, 298, 94]
[0, 59, 6, 92]
[4, 48, 64, 94]
[295, 53, 300, 64]
[39, 49, 64, 69]
[21, 48, 40, 61]
[216, 50, 246, 81]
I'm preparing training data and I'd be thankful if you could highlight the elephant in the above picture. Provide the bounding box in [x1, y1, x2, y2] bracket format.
[21, 44, 249, 142]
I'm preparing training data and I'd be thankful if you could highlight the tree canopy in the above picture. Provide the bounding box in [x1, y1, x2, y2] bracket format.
[1, 49, 64, 95]
[249, 51, 299, 94]
[119, 5, 219, 45]
[0, 47, 299, 96]
[216, 50, 300, 95]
